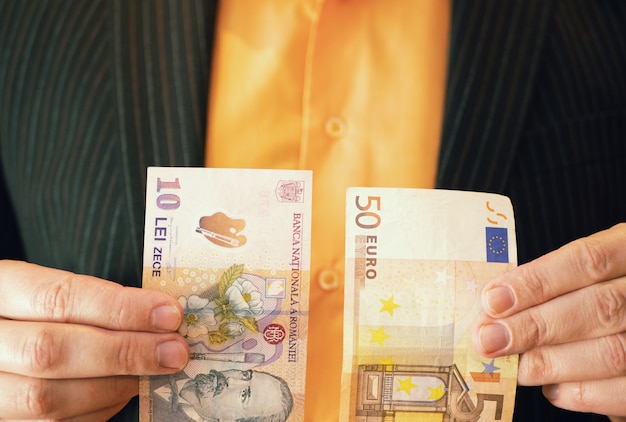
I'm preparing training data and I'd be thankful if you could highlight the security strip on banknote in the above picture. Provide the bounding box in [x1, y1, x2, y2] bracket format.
[340, 188, 518, 422]
[140, 167, 312, 422]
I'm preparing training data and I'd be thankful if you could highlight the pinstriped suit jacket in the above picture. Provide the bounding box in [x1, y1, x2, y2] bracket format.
[1, 1, 625, 420]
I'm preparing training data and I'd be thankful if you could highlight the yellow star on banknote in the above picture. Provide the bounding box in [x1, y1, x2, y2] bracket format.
[379, 295, 400, 316]
[428, 384, 446, 401]
[369, 326, 390, 346]
[396, 377, 418, 395]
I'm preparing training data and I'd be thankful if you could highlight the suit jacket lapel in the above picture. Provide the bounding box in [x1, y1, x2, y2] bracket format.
[437, 0, 554, 192]
[110, 0, 217, 249]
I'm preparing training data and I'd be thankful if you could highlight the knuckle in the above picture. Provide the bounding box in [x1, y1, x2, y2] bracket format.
[521, 347, 554, 383]
[520, 310, 551, 347]
[31, 275, 75, 322]
[21, 327, 61, 375]
[517, 265, 549, 302]
[17, 378, 55, 418]
[592, 284, 626, 332]
[108, 288, 133, 330]
[569, 381, 596, 412]
[90, 283, 137, 331]
[115, 334, 142, 375]
[601, 334, 626, 374]
[574, 237, 612, 283]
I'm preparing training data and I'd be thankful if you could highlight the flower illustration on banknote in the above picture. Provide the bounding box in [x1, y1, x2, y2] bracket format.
[219, 320, 246, 338]
[178, 264, 264, 344]
[224, 277, 264, 317]
[178, 295, 217, 338]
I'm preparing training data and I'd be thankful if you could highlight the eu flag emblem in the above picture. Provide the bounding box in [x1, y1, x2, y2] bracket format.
[486, 227, 508, 263]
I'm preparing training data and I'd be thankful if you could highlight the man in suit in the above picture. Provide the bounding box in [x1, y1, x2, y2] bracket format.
[0, 0, 625, 420]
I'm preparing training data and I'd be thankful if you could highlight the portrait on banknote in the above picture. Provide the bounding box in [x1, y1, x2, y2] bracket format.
[148, 368, 293, 421]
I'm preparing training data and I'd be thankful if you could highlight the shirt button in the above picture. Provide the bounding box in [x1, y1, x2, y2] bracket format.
[324, 117, 347, 139]
[317, 268, 341, 291]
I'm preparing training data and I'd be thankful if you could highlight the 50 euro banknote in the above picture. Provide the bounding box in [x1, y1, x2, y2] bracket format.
[340, 188, 518, 422]
[139, 167, 312, 422]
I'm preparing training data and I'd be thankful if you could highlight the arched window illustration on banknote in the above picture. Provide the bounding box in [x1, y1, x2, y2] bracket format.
[354, 364, 504, 421]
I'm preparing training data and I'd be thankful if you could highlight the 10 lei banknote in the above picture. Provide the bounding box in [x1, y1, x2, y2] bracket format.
[340, 188, 518, 422]
[140, 167, 312, 422]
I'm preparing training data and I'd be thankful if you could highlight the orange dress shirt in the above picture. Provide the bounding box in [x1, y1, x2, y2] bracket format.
[206, 1, 449, 419]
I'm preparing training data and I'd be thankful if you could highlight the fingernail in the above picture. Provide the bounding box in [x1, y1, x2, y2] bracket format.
[479, 323, 511, 354]
[157, 340, 188, 370]
[484, 286, 515, 315]
[152, 305, 182, 331]
[543, 384, 559, 400]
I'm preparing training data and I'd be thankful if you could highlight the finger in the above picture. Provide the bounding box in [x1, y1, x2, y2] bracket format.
[542, 376, 626, 417]
[474, 277, 626, 356]
[0, 372, 136, 420]
[481, 223, 626, 318]
[0, 320, 189, 378]
[517, 333, 626, 386]
[0, 260, 182, 332]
